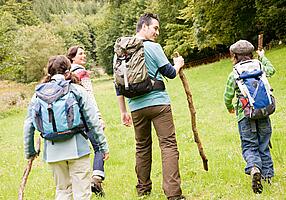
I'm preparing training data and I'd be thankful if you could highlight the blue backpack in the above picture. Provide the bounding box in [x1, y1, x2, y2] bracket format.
[233, 59, 275, 119]
[32, 80, 88, 142]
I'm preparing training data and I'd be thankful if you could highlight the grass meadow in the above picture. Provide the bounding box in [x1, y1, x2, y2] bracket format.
[0, 47, 285, 200]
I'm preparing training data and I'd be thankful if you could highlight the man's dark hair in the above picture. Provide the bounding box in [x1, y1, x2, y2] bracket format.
[136, 13, 159, 33]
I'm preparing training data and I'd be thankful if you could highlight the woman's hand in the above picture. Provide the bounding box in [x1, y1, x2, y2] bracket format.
[103, 152, 109, 161]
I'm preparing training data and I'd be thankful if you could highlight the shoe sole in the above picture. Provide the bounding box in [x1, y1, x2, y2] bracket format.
[252, 172, 263, 194]
[91, 184, 105, 197]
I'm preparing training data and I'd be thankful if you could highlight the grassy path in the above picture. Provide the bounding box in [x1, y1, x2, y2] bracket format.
[0, 47, 285, 199]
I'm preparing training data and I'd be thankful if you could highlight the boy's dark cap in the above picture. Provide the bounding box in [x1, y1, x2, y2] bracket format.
[230, 40, 254, 54]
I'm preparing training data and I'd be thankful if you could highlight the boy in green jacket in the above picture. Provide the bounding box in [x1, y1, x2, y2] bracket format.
[224, 40, 275, 194]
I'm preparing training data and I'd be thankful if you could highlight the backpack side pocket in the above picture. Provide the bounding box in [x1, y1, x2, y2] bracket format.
[33, 101, 44, 133]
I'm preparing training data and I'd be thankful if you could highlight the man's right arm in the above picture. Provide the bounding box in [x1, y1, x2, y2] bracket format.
[173, 56, 185, 75]
[158, 55, 184, 79]
[148, 43, 184, 78]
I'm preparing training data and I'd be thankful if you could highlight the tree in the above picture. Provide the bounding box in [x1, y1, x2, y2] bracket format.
[119, 0, 146, 36]
[145, 0, 186, 46]
[1, 0, 40, 26]
[0, 12, 19, 80]
[93, 3, 122, 74]
[164, 0, 259, 59]
[32, 0, 100, 22]
[256, 0, 286, 43]
[47, 12, 96, 61]
[32, 0, 70, 22]
[14, 26, 65, 82]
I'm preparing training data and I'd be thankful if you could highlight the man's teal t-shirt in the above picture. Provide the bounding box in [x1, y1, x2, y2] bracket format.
[127, 41, 171, 112]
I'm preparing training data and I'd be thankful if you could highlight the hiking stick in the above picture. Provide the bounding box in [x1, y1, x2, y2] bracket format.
[18, 137, 41, 200]
[258, 33, 263, 51]
[174, 52, 208, 171]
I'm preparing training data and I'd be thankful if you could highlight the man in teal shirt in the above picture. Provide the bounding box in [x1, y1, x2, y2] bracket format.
[116, 13, 185, 200]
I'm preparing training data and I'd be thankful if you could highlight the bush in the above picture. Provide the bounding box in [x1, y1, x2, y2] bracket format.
[47, 13, 98, 69]
[93, 4, 122, 74]
[14, 25, 65, 83]
[1, 0, 40, 26]
[0, 12, 19, 80]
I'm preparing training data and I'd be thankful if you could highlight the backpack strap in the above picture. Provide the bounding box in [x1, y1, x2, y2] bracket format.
[70, 66, 84, 73]
[142, 39, 167, 80]
[154, 68, 160, 79]
[233, 66, 241, 76]
[69, 86, 89, 139]
[142, 40, 166, 91]
[250, 119, 257, 133]
[46, 103, 57, 145]
[143, 39, 153, 42]
[47, 103, 57, 132]
[151, 69, 165, 91]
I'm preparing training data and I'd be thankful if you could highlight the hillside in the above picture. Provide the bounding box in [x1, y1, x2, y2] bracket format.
[0, 47, 285, 199]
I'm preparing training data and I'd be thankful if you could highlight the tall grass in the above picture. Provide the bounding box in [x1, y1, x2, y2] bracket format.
[0, 48, 285, 200]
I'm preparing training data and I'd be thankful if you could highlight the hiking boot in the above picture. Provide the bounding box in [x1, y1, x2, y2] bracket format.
[251, 167, 263, 194]
[91, 176, 105, 197]
[264, 177, 272, 185]
[168, 195, 186, 200]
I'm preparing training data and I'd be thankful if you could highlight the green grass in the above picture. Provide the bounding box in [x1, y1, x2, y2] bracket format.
[0, 48, 286, 199]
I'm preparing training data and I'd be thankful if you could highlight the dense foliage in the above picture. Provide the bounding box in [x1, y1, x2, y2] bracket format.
[0, 0, 285, 82]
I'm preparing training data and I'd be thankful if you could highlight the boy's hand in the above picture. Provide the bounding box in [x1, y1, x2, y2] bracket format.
[256, 49, 265, 59]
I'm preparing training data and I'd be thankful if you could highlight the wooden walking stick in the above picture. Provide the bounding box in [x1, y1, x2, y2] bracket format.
[174, 52, 208, 171]
[18, 137, 41, 200]
[258, 33, 263, 51]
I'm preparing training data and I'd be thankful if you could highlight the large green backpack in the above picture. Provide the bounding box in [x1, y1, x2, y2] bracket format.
[113, 36, 165, 98]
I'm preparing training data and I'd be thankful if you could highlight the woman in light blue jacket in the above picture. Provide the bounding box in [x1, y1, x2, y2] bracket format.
[23, 55, 109, 200]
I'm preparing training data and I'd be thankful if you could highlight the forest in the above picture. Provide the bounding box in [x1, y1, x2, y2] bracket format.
[0, 0, 285, 82]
